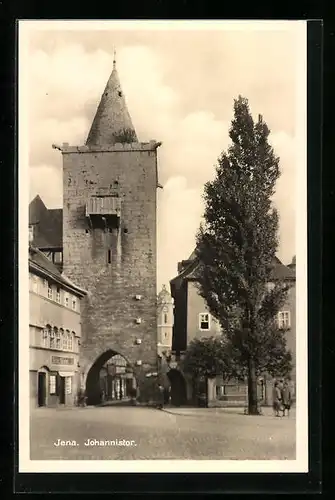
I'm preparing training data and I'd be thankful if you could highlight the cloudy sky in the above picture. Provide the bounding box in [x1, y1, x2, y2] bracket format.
[23, 21, 305, 291]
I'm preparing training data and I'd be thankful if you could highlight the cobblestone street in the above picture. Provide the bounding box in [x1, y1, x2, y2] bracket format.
[30, 406, 296, 460]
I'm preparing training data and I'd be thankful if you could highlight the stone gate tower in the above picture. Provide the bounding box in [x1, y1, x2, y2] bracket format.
[58, 56, 161, 404]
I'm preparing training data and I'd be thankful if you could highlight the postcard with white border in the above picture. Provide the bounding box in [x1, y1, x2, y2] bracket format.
[19, 19, 309, 474]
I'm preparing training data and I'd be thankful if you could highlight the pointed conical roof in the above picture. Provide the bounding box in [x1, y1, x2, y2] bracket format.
[86, 57, 138, 146]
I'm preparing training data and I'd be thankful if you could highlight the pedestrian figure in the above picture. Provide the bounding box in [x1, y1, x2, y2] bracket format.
[167, 386, 171, 406]
[77, 388, 87, 407]
[281, 380, 292, 417]
[272, 381, 283, 417]
[157, 384, 164, 410]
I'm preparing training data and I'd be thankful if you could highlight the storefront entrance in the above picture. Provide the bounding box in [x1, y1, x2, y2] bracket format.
[58, 376, 66, 404]
[37, 371, 47, 407]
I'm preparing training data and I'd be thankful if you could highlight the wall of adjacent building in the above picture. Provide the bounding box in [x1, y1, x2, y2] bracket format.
[186, 281, 221, 344]
[29, 272, 82, 407]
[282, 281, 296, 378]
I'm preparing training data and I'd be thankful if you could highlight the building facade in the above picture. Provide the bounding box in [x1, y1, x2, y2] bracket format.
[29, 245, 86, 407]
[168, 251, 296, 407]
[54, 57, 161, 404]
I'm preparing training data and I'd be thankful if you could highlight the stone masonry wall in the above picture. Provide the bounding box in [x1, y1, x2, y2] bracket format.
[62, 143, 159, 392]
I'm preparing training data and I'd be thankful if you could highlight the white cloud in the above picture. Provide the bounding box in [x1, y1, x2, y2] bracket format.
[30, 164, 63, 208]
[27, 28, 300, 290]
[157, 177, 204, 287]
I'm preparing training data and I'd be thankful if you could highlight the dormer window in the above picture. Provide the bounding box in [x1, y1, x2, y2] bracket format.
[29, 225, 34, 243]
[53, 252, 63, 264]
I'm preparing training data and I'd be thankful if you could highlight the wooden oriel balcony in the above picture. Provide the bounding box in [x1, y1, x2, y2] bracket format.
[86, 196, 122, 217]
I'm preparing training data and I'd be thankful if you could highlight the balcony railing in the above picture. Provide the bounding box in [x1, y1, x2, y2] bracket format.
[86, 196, 121, 217]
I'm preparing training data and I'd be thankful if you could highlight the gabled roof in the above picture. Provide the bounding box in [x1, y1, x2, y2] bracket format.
[271, 256, 295, 280]
[29, 196, 62, 249]
[29, 194, 47, 224]
[29, 246, 86, 297]
[170, 250, 295, 290]
[86, 58, 138, 146]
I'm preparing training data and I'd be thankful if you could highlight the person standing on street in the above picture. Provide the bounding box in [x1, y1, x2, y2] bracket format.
[281, 379, 292, 417]
[157, 384, 164, 410]
[272, 381, 282, 417]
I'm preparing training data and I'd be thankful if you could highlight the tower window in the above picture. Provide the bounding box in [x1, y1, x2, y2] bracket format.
[164, 313, 168, 324]
[108, 249, 111, 264]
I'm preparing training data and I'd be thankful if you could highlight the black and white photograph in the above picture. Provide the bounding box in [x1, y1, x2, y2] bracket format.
[19, 20, 308, 473]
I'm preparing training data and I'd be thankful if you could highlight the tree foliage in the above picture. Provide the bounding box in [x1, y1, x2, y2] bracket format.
[183, 336, 231, 379]
[113, 127, 137, 144]
[195, 96, 293, 414]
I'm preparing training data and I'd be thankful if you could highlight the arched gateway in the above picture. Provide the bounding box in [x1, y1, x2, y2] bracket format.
[85, 350, 136, 406]
[167, 369, 187, 407]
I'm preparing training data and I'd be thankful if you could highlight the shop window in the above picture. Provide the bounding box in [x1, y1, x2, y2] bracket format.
[49, 375, 57, 395]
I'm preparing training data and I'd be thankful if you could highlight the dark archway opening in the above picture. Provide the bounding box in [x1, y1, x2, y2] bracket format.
[86, 350, 136, 406]
[167, 369, 187, 407]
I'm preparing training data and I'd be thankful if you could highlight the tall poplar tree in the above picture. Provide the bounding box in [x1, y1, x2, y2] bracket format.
[196, 96, 292, 415]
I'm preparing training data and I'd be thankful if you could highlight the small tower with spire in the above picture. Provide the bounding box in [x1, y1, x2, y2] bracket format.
[157, 284, 174, 356]
[58, 51, 162, 404]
